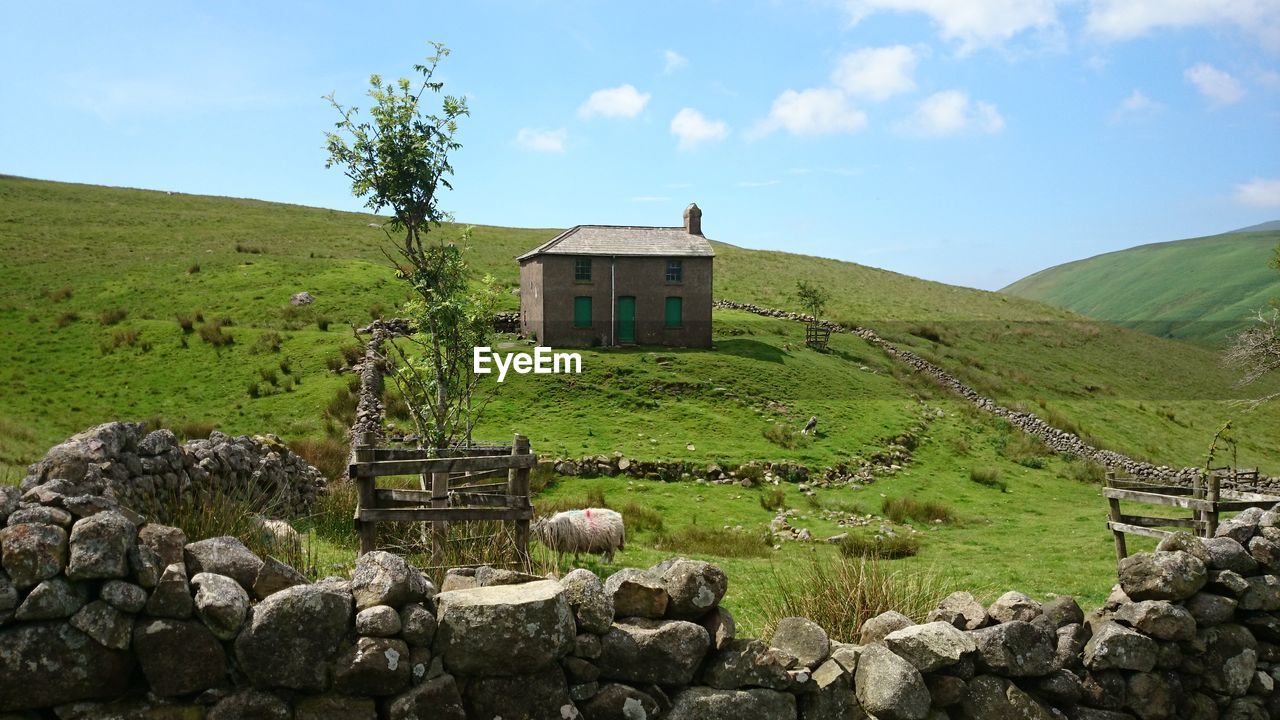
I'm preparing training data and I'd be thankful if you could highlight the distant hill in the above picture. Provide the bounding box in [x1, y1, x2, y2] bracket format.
[1231, 220, 1280, 234]
[1002, 228, 1280, 346]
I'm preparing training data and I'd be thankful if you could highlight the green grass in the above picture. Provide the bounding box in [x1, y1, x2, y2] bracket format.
[1003, 228, 1280, 346]
[4, 175, 1277, 635]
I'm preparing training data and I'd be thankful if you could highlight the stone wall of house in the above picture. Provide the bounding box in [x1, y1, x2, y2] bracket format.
[20, 422, 325, 522]
[5, 459, 1280, 718]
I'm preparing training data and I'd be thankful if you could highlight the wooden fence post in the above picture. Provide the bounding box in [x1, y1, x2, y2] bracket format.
[431, 470, 449, 566]
[1105, 472, 1127, 562]
[1207, 473, 1222, 537]
[1192, 472, 1205, 536]
[508, 434, 532, 573]
[353, 435, 377, 556]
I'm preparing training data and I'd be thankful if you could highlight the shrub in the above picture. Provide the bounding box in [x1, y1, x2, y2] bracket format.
[759, 486, 787, 512]
[45, 286, 73, 302]
[369, 303, 387, 320]
[247, 382, 262, 399]
[258, 368, 279, 386]
[235, 243, 264, 254]
[55, 311, 79, 328]
[1064, 458, 1107, 484]
[178, 420, 216, 440]
[323, 379, 361, 429]
[99, 308, 128, 325]
[340, 345, 365, 366]
[763, 423, 811, 449]
[199, 320, 234, 347]
[317, 317, 331, 331]
[969, 467, 1008, 492]
[186, 263, 200, 274]
[999, 431, 1049, 468]
[652, 523, 770, 558]
[175, 314, 195, 334]
[882, 496, 954, 524]
[839, 533, 921, 559]
[279, 356, 294, 375]
[909, 323, 948, 345]
[253, 331, 284, 354]
[762, 555, 954, 641]
[326, 355, 344, 372]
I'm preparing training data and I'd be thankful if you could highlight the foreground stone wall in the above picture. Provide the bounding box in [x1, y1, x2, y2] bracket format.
[19, 422, 325, 520]
[6, 457, 1280, 718]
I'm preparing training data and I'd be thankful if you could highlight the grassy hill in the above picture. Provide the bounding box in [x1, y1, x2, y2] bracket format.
[1002, 228, 1280, 346]
[5, 175, 1280, 626]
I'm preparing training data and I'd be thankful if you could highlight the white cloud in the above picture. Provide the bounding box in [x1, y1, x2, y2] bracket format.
[831, 46, 919, 101]
[663, 50, 688, 75]
[899, 90, 1004, 136]
[1236, 178, 1280, 208]
[1112, 89, 1162, 119]
[754, 88, 868, 137]
[1087, 0, 1280, 50]
[515, 127, 567, 152]
[669, 108, 729, 150]
[579, 84, 651, 119]
[843, 0, 1061, 52]
[1185, 63, 1245, 106]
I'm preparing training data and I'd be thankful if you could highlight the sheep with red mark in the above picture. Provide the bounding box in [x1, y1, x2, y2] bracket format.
[532, 508, 625, 563]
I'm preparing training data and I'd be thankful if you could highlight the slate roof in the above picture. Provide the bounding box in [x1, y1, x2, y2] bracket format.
[516, 225, 716, 261]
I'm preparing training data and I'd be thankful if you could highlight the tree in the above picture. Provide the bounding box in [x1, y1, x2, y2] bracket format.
[794, 279, 830, 320]
[1224, 244, 1280, 406]
[324, 43, 497, 448]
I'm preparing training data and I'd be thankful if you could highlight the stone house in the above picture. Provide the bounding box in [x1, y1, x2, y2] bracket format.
[517, 204, 714, 348]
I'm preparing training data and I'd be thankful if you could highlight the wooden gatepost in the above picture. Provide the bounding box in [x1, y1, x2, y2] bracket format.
[1104, 470, 1276, 561]
[349, 433, 537, 571]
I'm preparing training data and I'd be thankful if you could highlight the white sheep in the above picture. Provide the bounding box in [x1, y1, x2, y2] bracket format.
[532, 508, 625, 563]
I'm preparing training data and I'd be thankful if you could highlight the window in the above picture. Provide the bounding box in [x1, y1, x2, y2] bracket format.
[666, 259, 683, 282]
[574, 296, 592, 328]
[665, 297, 683, 328]
[575, 257, 592, 282]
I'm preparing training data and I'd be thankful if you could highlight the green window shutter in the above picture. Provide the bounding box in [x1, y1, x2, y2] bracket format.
[665, 297, 682, 328]
[574, 296, 592, 328]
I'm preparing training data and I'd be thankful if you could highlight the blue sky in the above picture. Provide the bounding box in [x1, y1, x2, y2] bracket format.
[3, 1, 1278, 289]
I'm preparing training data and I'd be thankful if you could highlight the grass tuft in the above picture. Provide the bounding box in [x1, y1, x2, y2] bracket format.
[759, 486, 787, 511]
[969, 467, 1008, 492]
[882, 496, 954, 524]
[652, 523, 771, 558]
[98, 307, 127, 325]
[838, 532, 921, 559]
[762, 555, 956, 642]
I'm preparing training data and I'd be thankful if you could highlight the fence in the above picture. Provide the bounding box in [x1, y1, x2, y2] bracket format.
[1104, 469, 1275, 560]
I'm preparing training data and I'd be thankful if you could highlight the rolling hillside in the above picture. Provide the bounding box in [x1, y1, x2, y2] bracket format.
[1002, 227, 1280, 346]
[7, 174, 1280, 615]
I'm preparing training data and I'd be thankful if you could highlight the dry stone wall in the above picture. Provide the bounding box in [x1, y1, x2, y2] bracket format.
[714, 299, 1276, 488]
[20, 422, 325, 521]
[6, 449, 1280, 717]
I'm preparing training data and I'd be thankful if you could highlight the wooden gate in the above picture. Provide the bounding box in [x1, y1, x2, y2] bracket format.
[1104, 470, 1276, 561]
[349, 432, 537, 569]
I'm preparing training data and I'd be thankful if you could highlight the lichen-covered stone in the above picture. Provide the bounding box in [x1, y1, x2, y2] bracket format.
[387, 673, 467, 720]
[988, 591, 1043, 623]
[771, 616, 830, 668]
[700, 638, 791, 690]
[252, 554, 308, 599]
[132, 618, 226, 697]
[355, 604, 402, 637]
[562, 567, 614, 634]
[350, 550, 432, 611]
[859, 610, 913, 644]
[433, 579, 576, 676]
[66, 511, 135, 581]
[884, 620, 976, 672]
[184, 536, 264, 589]
[207, 689, 291, 720]
[579, 682, 663, 720]
[400, 602, 437, 645]
[927, 591, 988, 630]
[0, 621, 135, 711]
[603, 568, 669, 619]
[854, 644, 929, 720]
[99, 579, 147, 613]
[666, 686, 797, 720]
[1118, 551, 1207, 601]
[1113, 600, 1196, 641]
[597, 617, 711, 686]
[1084, 622, 1158, 672]
[14, 576, 88, 620]
[234, 582, 354, 691]
[0, 522, 68, 589]
[191, 572, 248, 641]
[656, 557, 728, 619]
[333, 636, 411, 695]
[971, 620, 1057, 676]
[962, 675, 1058, 720]
[146, 562, 193, 619]
[69, 600, 133, 650]
[462, 665, 581, 720]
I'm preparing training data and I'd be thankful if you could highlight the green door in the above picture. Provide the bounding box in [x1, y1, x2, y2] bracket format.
[616, 296, 636, 344]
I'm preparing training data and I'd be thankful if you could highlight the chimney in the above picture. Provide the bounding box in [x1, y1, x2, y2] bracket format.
[683, 202, 703, 235]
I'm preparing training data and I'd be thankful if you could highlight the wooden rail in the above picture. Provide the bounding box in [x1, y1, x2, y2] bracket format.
[350, 433, 534, 569]
[1105, 471, 1278, 561]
